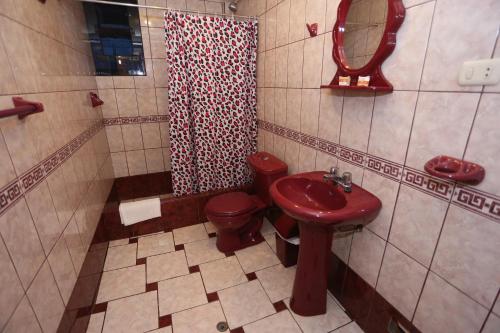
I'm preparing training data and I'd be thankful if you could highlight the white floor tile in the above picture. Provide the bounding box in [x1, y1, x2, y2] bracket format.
[261, 218, 276, 235]
[91, 223, 358, 333]
[286, 295, 351, 333]
[256, 264, 296, 302]
[102, 291, 158, 333]
[86, 312, 105, 333]
[108, 238, 129, 247]
[199, 256, 248, 293]
[235, 242, 280, 273]
[147, 327, 172, 333]
[172, 301, 226, 333]
[184, 238, 225, 266]
[146, 250, 189, 283]
[97, 265, 145, 303]
[103, 243, 137, 271]
[137, 232, 174, 258]
[264, 232, 277, 252]
[244, 310, 302, 333]
[218, 280, 275, 328]
[333, 321, 363, 333]
[173, 224, 208, 245]
[158, 272, 207, 315]
[203, 221, 217, 234]
[147, 326, 172, 333]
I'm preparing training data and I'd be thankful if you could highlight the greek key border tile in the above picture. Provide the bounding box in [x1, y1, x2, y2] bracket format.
[0, 180, 23, 216]
[365, 155, 403, 181]
[401, 167, 455, 202]
[103, 115, 169, 126]
[338, 146, 365, 167]
[452, 186, 500, 222]
[0, 120, 104, 216]
[6, 118, 497, 222]
[258, 119, 499, 223]
[317, 138, 339, 156]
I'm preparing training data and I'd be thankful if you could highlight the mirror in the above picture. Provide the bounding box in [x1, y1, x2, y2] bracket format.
[322, 0, 405, 91]
[343, 0, 388, 70]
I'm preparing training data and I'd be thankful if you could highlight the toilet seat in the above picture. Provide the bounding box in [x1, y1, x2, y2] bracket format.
[205, 192, 256, 217]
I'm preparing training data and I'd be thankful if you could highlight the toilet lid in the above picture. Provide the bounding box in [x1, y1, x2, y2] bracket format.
[205, 192, 256, 217]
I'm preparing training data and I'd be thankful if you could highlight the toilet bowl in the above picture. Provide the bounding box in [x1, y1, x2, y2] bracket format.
[205, 152, 288, 252]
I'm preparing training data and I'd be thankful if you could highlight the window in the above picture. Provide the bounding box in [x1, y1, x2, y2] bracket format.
[83, 0, 146, 76]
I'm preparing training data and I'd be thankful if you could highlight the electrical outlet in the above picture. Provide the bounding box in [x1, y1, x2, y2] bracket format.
[458, 58, 500, 86]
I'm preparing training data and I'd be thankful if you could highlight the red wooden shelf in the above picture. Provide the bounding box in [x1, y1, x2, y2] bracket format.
[320, 84, 393, 92]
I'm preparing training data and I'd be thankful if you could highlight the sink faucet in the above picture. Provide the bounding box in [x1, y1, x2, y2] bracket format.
[323, 167, 352, 193]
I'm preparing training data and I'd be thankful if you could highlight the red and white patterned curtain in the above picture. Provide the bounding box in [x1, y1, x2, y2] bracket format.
[165, 12, 258, 196]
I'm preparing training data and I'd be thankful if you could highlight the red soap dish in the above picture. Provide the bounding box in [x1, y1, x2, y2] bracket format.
[424, 155, 485, 184]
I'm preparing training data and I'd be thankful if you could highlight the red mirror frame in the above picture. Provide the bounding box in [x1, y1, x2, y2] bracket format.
[322, 0, 405, 92]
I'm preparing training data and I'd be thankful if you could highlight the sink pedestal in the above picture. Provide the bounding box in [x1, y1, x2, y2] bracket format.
[269, 171, 382, 316]
[290, 222, 333, 316]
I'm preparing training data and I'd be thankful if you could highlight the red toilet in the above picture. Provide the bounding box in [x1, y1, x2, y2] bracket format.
[205, 152, 288, 252]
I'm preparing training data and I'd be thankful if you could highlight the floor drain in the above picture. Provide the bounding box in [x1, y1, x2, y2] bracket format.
[216, 321, 229, 332]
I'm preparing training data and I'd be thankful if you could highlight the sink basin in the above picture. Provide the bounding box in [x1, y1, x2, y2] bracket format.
[274, 177, 347, 212]
[270, 171, 382, 316]
[270, 171, 381, 225]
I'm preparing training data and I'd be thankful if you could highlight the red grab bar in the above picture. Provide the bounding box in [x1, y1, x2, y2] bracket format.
[0, 97, 44, 119]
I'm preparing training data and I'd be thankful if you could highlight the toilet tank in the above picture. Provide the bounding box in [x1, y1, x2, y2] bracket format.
[247, 152, 288, 206]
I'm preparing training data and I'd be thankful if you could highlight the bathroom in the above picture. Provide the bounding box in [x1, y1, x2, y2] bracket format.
[0, 0, 499, 332]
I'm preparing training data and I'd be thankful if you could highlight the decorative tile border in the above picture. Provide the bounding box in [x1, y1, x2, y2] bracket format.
[365, 155, 403, 181]
[0, 180, 22, 216]
[452, 185, 500, 222]
[103, 115, 169, 126]
[258, 119, 500, 223]
[264, 121, 369, 169]
[317, 138, 339, 156]
[338, 146, 365, 167]
[0, 120, 104, 216]
[401, 167, 455, 201]
[5, 117, 496, 223]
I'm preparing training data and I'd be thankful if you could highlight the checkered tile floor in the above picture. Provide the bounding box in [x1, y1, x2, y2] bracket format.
[86, 220, 362, 333]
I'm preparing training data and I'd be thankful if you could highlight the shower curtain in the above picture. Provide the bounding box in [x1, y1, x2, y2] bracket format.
[165, 11, 258, 196]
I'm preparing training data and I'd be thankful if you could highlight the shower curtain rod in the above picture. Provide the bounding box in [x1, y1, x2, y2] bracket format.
[76, 0, 258, 20]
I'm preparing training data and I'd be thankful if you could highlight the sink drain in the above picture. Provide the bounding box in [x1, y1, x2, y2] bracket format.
[216, 321, 229, 332]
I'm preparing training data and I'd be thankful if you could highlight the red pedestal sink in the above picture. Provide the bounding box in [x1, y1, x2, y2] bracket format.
[270, 171, 381, 316]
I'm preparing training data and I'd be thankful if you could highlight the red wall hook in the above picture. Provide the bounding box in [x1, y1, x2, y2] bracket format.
[306, 23, 318, 37]
[0, 97, 44, 119]
[90, 92, 104, 107]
